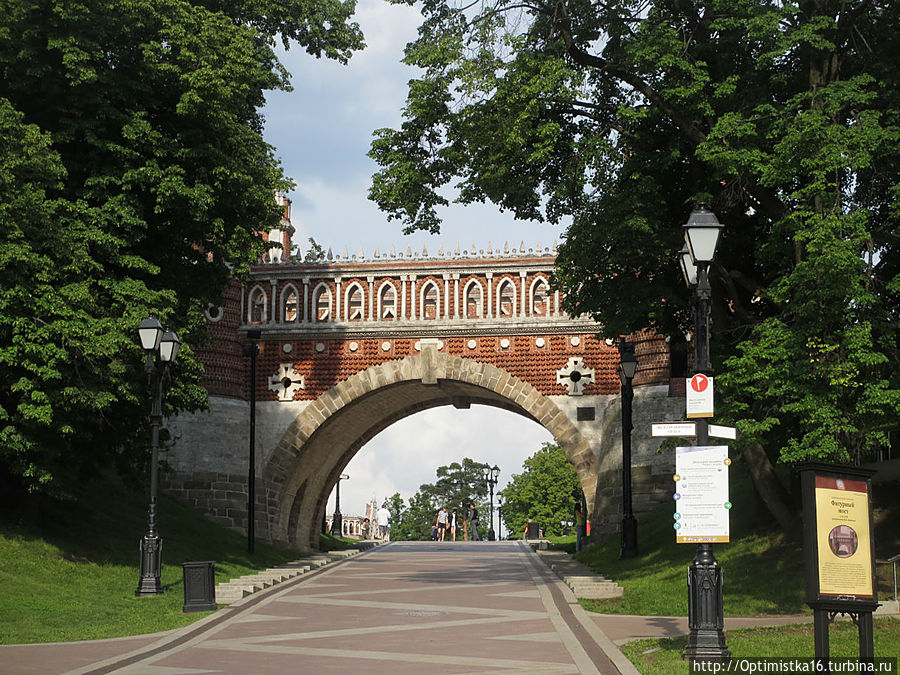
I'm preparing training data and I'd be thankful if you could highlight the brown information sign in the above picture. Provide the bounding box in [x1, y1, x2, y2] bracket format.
[813, 476, 873, 598]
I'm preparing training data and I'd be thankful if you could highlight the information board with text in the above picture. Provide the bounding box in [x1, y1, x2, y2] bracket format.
[673, 445, 731, 543]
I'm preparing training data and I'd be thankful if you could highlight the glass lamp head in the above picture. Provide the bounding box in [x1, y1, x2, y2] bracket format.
[138, 316, 164, 353]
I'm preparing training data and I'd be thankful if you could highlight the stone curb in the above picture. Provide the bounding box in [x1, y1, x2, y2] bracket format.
[529, 542, 625, 599]
[214, 542, 383, 604]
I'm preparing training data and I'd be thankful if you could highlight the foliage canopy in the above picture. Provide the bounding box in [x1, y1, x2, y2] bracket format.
[369, 0, 900, 474]
[0, 0, 363, 496]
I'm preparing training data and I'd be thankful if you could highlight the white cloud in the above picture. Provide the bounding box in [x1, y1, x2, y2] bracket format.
[266, 0, 561, 532]
[329, 405, 554, 521]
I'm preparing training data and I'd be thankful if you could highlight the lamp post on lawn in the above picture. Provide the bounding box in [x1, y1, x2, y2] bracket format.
[483, 464, 500, 541]
[679, 204, 730, 662]
[330, 474, 349, 537]
[241, 328, 261, 554]
[618, 338, 638, 559]
[135, 316, 181, 596]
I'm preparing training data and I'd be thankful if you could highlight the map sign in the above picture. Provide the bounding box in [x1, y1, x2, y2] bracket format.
[673, 445, 730, 543]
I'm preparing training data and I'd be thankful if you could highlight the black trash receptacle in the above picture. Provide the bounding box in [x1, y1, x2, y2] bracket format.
[182, 561, 216, 613]
[525, 521, 540, 540]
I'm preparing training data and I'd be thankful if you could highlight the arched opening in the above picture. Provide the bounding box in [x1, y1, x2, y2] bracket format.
[263, 351, 598, 551]
[313, 283, 332, 322]
[497, 278, 516, 317]
[248, 286, 267, 324]
[378, 282, 397, 320]
[281, 285, 299, 323]
[345, 282, 365, 321]
[464, 280, 483, 319]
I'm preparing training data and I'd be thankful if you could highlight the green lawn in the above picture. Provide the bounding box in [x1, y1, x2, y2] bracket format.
[575, 465, 809, 616]
[0, 474, 305, 644]
[575, 465, 899, 618]
[622, 617, 900, 675]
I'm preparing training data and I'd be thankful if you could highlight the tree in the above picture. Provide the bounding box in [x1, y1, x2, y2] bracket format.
[0, 0, 363, 498]
[369, 0, 900, 528]
[389, 458, 490, 540]
[389, 490, 437, 541]
[500, 443, 582, 538]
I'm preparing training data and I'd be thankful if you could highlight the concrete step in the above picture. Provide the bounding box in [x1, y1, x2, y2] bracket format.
[530, 541, 625, 600]
[215, 543, 380, 605]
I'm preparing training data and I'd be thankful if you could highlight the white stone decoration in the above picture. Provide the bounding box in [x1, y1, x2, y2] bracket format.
[570, 336, 581, 347]
[467, 339, 477, 350]
[414, 338, 444, 351]
[556, 357, 595, 396]
[500, 338, 510, 349]
[535, 337, 546, 348]
[382, 341, 391, 351]
[315, 343, 325, 352]
[268, 363, 305, 401]
[349, 341, 359, 352]
[282, 343, 293, 354]
[204, 304, 224, 323]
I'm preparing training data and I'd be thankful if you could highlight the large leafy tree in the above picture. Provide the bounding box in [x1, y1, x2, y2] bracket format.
[500, 443, 582, 538]
[0, 0, 363, 497]
[369, 0, 899, 529]
[390, 458, 491, 540]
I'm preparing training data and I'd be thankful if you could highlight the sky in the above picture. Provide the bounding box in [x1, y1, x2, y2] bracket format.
[261, 0, 560, 525]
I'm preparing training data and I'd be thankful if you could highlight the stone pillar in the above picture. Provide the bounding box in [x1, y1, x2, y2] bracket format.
[302, 279, 309, 323]
[520, 271, 528, 316]
[335, 277, 342, 322]
[486, 273, 493, 318]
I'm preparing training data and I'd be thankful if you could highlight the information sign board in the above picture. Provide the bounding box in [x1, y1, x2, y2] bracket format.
[686, 374, 714, 418]
[652, 422, 696, 437]
[673, 445, 730, 543]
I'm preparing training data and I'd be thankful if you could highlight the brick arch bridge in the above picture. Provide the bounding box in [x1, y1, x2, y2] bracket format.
[267, 348, 600, 550]
[166, 215, 683, 550]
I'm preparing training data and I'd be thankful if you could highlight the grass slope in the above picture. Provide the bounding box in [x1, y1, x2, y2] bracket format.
[576, 462, 900, 617]
[0, 474, 306, 644]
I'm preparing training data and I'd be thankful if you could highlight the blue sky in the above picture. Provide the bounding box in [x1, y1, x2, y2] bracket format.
[261, 0, 559, 524]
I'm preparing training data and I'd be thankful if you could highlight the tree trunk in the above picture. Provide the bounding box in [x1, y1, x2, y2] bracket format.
[742, 442, 799, 537]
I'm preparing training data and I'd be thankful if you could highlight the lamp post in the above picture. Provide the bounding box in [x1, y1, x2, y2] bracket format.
[330, 474, 349, 537]
[497, 495, 503, 540]
[679, 204, 730, 662]
[135, 316, 180, 596]
[241, 328, 261, 554]
[618, 338, 638, 559]
[483, 464, 500, 541]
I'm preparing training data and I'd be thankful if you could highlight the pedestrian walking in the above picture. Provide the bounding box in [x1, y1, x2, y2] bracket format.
[377, 503, 391, 540]
[467, 502, 480, 541]
[435, 506, 449, 541]
[574, 503, 586, 552]
[449, 508, 459, 541]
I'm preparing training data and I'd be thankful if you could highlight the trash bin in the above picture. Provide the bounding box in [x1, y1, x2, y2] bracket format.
[182, 561, 216, 613]
[525, 521, 540, 540]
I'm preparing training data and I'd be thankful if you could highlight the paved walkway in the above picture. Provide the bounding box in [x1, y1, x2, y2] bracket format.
[4, 541, 814, 675]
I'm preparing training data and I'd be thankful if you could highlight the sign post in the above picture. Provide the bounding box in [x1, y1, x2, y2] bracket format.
[800, 463, 878, 664]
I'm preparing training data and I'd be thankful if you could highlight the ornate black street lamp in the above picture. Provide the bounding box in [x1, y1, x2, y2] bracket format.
[680, 204, 730, 662]
[483, 464, 500, 541]
[330, 474, 349, 536]
[497, 495, 503, 540]
[241, 328, 261, 554]
[135, 316, 181, 596]
[618, 338, 638, 559]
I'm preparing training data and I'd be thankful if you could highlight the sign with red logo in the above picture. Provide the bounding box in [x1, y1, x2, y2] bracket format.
[686, 374, 714, 418]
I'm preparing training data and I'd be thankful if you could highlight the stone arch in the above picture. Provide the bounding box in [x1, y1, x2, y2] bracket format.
[262, 348, 598, 550]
